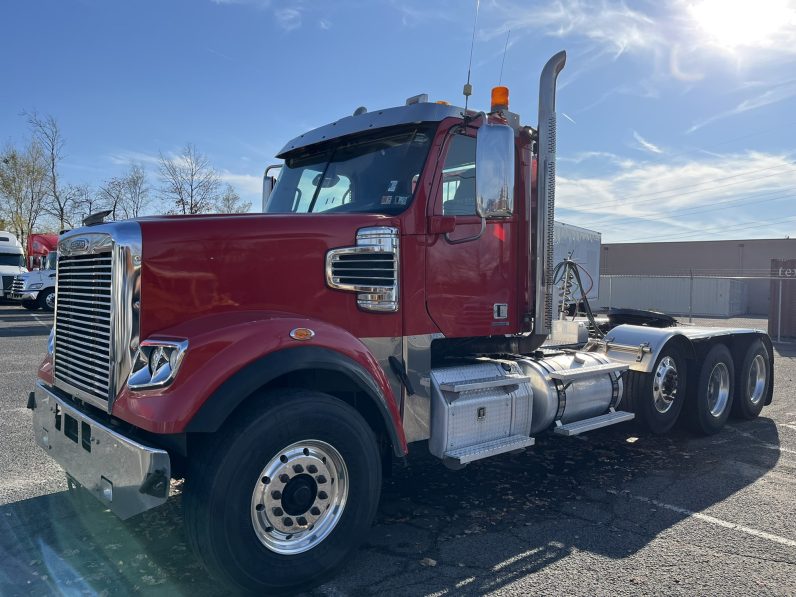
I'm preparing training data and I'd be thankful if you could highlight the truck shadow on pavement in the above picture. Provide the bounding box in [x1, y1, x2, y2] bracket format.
[0, 416, 782, 596]
[0, 305, 51, 337]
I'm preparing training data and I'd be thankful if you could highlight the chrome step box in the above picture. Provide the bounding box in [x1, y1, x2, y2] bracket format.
[429, 360, 534, 462]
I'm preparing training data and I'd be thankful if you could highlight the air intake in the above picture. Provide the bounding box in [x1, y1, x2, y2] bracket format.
[326, 227, 399, 312]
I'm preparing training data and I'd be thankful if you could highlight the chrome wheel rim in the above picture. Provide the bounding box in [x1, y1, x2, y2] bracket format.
[45, 292, 56, 310]
[747, 354, 766, 405]
[653, 356, 679, 414]
[251, 439, 348, 555]
[707, 362, 730, 417]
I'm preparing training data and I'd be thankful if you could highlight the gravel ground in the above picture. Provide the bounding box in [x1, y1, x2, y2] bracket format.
[0, 306, 794, 596]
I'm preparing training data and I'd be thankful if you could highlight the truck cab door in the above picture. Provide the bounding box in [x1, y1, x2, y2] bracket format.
[424, 126, 518, 337]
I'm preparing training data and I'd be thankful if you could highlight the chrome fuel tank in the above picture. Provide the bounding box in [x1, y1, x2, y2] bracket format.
[516, 352, 623, 435]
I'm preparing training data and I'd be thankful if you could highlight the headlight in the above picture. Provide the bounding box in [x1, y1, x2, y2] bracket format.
[28, 283, 43, 290]
[128, 339, 188, 390]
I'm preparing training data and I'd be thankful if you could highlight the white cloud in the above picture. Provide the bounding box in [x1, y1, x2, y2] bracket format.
[632, 131, 663, 154]
[275, 7, 302, 31]
[108, 150, 161, 166]
[318, 18, 332, 30]
[557, 151, 796, 242]
[687, 79, 796, 133]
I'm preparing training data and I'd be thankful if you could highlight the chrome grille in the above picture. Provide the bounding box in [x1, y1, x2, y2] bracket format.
[11, 276, 24, 293]
[54, 252, 113, 403]
[1, 275, 12, 293]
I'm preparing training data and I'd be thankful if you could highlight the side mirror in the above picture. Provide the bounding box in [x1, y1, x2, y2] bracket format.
[475, 123, 515, 218]
[261, 164, 282, 212]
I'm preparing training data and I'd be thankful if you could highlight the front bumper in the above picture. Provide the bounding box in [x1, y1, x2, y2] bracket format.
[32, 381, 171, 519]
[10, 290, 38, 301]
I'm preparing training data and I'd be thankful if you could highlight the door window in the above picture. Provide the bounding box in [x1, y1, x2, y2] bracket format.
[441, 135, 476, 216]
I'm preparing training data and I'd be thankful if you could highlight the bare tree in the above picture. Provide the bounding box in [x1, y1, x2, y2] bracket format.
[26, 111, 77, 230]
[159, 144, 223, 215]
[0, 142, 49, 248]
[215, 183, 252, 214]
[97, 177, 125, 220]
[121, 164, 150, 218]
[71, 184, 108, 224]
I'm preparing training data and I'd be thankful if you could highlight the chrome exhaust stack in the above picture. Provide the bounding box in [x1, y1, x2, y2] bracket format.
[531, 51, 566, 346]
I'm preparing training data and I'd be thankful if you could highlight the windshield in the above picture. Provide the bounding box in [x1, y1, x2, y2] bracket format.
[45, 252, 58, 270]
[0, 254, 24, 268]
[265, 124, 435, 215]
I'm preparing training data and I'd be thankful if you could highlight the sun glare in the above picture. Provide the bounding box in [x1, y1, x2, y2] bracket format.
[690, 0, 794, 50]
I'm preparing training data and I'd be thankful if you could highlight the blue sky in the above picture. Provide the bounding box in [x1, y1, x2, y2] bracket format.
[2, 0, 795, 242]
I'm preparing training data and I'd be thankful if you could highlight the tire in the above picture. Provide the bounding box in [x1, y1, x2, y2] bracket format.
[731, 339, 770, 420]
[686, 343, 735, 435]
[183, 390, 382, 594]
[21, 300, 39, 311]
[37, 288, 56, 312]
[623, 343, 687, 434]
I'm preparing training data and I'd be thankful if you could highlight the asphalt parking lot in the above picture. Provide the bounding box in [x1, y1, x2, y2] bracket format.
[0, 304, 794, 596]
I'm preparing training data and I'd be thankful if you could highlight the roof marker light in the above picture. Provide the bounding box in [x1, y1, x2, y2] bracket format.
[491, 86, 509, 111]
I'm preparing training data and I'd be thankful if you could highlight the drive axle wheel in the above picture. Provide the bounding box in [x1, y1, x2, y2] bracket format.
[732, 339, 770, 420]
[624, 343, 687, 434]
[686, 343, 734, 435]
[183, 390, 381, 595]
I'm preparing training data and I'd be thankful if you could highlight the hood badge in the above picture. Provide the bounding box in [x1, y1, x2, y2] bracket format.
[69, 238, 89, 252]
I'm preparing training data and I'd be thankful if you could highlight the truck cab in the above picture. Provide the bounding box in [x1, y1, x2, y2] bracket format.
[0, 231, 26, 301]
[11, 251, 58, 311]
[29, 52, 774, 594]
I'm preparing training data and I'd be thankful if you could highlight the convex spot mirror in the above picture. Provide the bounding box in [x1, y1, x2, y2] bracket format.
[312, 173, 341, 188]
[475, 123, 515, 218]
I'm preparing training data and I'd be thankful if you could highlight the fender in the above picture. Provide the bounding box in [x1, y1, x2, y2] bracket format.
[109, 311, 407, 454]
[589, 324, 774, 405]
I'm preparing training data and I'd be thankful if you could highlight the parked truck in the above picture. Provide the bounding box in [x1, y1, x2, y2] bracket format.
[29, 52, 774, 594]
[11, 250, 58, 311]
[0, 231, 26, 300]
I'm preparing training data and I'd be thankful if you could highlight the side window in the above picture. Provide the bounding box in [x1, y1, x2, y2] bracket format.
[441, 134, 476, 216]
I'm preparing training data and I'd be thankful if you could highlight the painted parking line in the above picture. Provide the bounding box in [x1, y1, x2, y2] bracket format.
[608, 489, 796, 549]
[725, 425, 796, 456]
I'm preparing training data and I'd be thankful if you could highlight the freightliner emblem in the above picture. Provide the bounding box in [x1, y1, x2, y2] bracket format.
[69, 238, 89, 251]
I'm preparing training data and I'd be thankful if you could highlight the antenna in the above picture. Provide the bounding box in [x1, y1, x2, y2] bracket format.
[498, 29, 511, 86]
[463, 0, 480, 113]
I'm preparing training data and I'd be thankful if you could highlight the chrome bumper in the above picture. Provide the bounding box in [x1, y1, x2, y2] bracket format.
[32, 381, 171, 519]
[11, 290, 38, 301]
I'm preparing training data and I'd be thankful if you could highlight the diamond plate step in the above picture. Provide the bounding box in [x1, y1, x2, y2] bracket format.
[547, 362, 628, 382]
[553, 409, 635, 436]
[444, 434, 535, 464]
[439, 375, 530, 393]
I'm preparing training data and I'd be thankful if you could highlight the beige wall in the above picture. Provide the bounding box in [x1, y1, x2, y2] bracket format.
[601, 238, 796, 315]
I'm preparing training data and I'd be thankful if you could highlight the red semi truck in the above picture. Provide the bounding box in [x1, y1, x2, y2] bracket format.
[30, 52, 774, 593]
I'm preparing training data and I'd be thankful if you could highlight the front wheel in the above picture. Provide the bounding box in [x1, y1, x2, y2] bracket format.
[183, 391, 382, 594]
[624, 343, 688, 434]
[37, 288, 56, 312]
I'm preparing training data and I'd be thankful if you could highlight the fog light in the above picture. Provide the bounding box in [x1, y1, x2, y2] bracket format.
[101, 476, 113, 502]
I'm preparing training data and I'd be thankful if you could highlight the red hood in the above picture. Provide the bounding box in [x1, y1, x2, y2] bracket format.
[138, 213, 400, 339]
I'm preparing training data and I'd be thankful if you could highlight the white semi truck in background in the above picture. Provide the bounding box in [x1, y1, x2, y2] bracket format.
[0, 232, 26, 301]
[11, 251, 58, 311]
